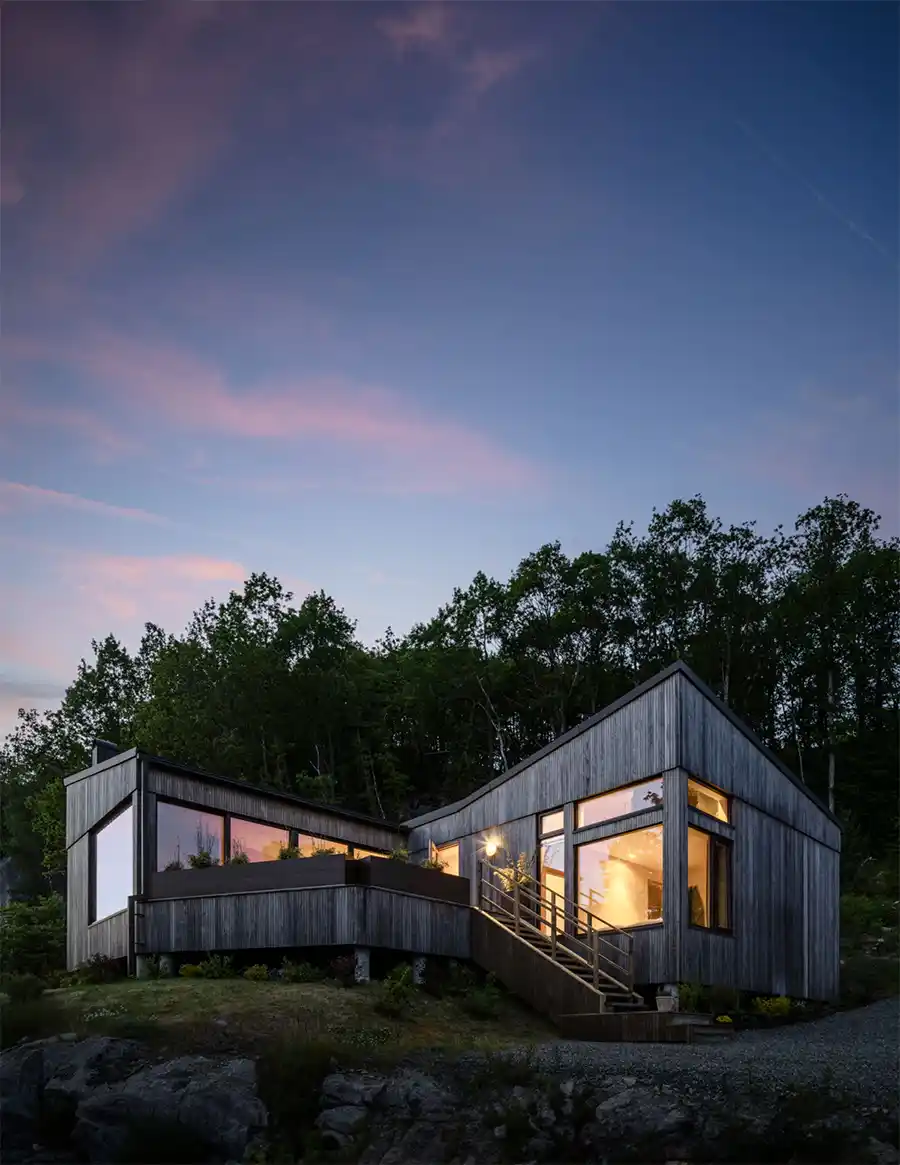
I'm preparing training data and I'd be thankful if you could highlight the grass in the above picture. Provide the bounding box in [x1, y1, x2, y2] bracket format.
[0, 976, 555, 1060]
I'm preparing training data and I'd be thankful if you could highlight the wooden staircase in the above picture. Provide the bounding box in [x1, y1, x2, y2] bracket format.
[475, 863, 645, 1014]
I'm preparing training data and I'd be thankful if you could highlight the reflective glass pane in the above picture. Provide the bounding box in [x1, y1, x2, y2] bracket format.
[157, 802, 224, 870]
[296, 834, 348, 857]
[577, 826, 663, 929]
[539, 835, 565, 933]
[229, 818, 289, 863]
[94, 803, 133, 921]
[687, 826, 710, 926]
[688, 779, 729, 823]
[435, 842, 460, 876]
[577, 778, 664, 828]
[540, 810, 564, 836]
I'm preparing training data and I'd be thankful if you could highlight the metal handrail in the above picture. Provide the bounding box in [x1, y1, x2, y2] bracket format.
[575, 892, 636, 954]
[478, 865, 635, 995]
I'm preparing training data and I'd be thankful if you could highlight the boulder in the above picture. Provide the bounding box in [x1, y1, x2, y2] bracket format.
[74, 1055, 267, 1163]
[321, 1072, 386, 1108]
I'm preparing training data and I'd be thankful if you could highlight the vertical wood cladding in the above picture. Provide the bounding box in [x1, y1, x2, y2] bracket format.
[146, 768, 403, 853]
[66, 757, 138, 846]
[142, 886, 471, 958]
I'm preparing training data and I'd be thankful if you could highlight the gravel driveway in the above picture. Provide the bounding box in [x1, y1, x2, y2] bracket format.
[504, 998, 900, 1106]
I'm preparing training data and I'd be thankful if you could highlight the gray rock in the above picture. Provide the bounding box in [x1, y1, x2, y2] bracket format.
[315, 1104, 368, 1136]
[377, 1069, 454, 1120]
[0, 1044, 44, 1127]
[321, 1071, 386, 1108]
[74, 1054, 267, 1163]
[868, 1138, 900, 1165]
[375, 1119, 462, 1165]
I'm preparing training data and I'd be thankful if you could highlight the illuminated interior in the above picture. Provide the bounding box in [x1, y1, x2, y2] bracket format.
[577, 826, 663, 929]
[688, 826, 731, 928]
[688, 778, 729, 822]
[539, 834, 565, 933]
[577, 778, 664, 828]
[435, 841, 460, 876]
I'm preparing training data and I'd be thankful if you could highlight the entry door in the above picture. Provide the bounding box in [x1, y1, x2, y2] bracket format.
[539, 834, 566, 934]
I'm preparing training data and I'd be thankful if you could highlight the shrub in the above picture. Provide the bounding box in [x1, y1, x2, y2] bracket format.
[751, 994, 791, 1018]
[707, 984, 739, 1015]
[0, 994, 65, 1050]
[188, 850, 216, 869]
[421, 857, 446, 871]
[227, 850, 250, 866]
[676, 981, 704, 1013]
[841, 894, 899, 957]
[1, 972, 46, 1003]
[389, 848, 409, 862]
[496, 853, 532, 892]
[840, 953, 900, 1007]
[197, 954, 235, 979]
[329, 955, 357, 987]
[164, 859, 184, 871]
[310, 844, 339, 856]
[244, 963, 270, 982]
[460, 979, 502, 1020]
[278, 844, 300, 861]
[77, 953, 123, 985]
[281, 958, 325, 984]
[375, 964, 415, 1017]
[179, 964, 203, 978]
[0, 894, 66, 979]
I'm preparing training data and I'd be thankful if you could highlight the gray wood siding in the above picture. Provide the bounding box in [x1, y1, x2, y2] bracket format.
[687, 808, 734, 840]
[147, 768, 404, 853]
[662, 769, 687, 984]
[66, 830, 129, 969]
[407, 676, 678, 850]
[678, 674, 840, 849]
[142, 886, 471, 959]
[680, 799, 838, 1000]
[66, 757, 138, 846]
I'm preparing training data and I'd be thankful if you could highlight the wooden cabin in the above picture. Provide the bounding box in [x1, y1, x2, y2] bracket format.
[65, 661, 840, 1033]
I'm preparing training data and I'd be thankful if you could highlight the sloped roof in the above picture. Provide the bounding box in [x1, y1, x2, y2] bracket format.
[403, 660, 839, 828]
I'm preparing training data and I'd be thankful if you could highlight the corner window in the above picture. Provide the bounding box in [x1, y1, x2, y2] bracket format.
[157, 802, 224, 870]
[687, 826, 732, 930]
[229, 817, 289, 863]
[687, 778, 729, 823]
[576, 825, 663, 930]
[92, 802, 133, 922]
[576, 778, 664, 829]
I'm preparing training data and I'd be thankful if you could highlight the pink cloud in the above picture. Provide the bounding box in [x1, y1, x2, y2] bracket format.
[9, 331, 544, 495]
[0, 480, 167, 525]
[73, 553, 246, 623]
[7, 4, 247, 266]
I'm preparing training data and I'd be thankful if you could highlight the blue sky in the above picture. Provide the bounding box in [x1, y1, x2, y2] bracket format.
[1, 2, 897, 736]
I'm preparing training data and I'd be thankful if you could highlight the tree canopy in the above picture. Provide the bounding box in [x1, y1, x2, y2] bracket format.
[2, 493, 897, 897]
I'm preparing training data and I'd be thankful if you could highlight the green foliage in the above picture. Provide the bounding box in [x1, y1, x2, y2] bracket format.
[0, 894, 65, 978]
[839, 954, 900, 1007]
[841, 892, 899, 956]
[495, 853, 532, 892]
[197, 954, 235, 979]
[164, 859, 184, 871]
[0, 972, 46, 1003]
[281, 958, 325, 983]
[707, 984, 740, 1015]
[310, 843, 338, 856]
[179, 964, 203, 978]
[0, 993, 66, 1050]
[375, 963, 415, 1017]
[76, 953, 123, 985]
[676, 981, 704, 1013]
[243, 963, 270, 982]
[751, 994, 791, 1018]
[227, 845, 250, 865]
[187, 849, 216, 869]
[421, 856, 446, 871]
[389, 848, 409, 862]
[278, 844, 300, 860]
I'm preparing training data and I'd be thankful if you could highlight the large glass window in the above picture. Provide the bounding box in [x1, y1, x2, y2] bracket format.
[688, 827, 732, 929]
[296, 833, 349, 857]
[577, 825, 663, 929]
[93, 803, 133, 921]
[539, 808, 565, 933]
[351, 846, 388, 860]
[229, 817, 289, 863]
[687, 779, 729, 823]
[576, 778, 664, 829]
[157, 802, 224, 870]
[434, 841, 460, 876]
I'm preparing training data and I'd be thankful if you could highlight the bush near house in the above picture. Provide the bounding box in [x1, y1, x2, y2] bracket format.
[0, 894, 65, 979]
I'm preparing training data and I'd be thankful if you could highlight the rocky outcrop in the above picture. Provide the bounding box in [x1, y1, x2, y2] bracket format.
[2, 1035, 897, 1164]
[0, 1036, 266, 1165]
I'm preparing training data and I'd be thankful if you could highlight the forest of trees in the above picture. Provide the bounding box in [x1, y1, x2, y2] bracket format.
[1, 493, 897, 901]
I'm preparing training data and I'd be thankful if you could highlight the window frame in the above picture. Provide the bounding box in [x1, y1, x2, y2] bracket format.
[686, 777, 730, 824]
[539, 808, 565, 838]
[575, 776, 665, 832]
[687, 825, 734, 935]
[574, 822, 665, 932]
[154, 795, 377, 868]
[89, 799, 135, 925]
[433, 840, 461, 876]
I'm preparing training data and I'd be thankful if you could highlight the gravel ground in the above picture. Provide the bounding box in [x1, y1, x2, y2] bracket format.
[495, 998, 900, 1106]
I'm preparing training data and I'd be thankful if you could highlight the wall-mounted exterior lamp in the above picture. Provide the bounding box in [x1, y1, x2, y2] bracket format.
[483, 836, 500, 858]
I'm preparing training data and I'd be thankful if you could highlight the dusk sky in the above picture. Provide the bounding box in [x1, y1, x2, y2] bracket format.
[1, 2, 897, 737]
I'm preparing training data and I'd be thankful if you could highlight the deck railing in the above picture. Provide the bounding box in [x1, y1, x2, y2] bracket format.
[477, 862, 634, 995]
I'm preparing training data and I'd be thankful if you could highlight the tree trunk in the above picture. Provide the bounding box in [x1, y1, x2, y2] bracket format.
[827, 669, 836, 814]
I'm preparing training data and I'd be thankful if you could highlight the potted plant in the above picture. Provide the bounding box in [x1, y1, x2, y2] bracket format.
[656, 985, 677, 1013]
